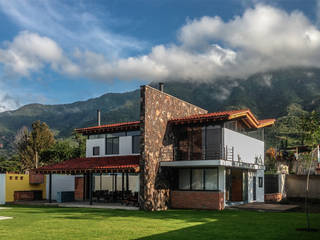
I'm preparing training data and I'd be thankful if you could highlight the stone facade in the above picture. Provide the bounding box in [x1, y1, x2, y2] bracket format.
[171, 191, 224, 210]
[139, 85, 207, 210]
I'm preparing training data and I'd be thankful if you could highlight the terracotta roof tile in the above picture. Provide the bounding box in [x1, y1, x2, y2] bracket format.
[76, 121, 140, 134]
[169, 109, 275, 128]
[34, 155, 140, 173]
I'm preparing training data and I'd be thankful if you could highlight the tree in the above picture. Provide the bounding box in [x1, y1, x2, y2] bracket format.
[14, 126, 34, 170]
[29, 121, 55, 168]
[40, 140, 75, 165]
[14, 121, 55, 170]
[72, 131, 86, 158]
[297, 110, 320, 231]
[0, 155, 22, 173]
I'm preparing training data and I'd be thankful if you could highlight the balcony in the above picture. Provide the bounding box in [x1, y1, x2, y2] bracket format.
[160, 128, 264, 170]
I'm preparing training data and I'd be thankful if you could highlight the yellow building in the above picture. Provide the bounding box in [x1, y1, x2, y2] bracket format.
[5, 173, 46, 202]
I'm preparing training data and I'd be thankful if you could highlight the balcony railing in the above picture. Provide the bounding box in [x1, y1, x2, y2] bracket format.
[160, 145, 234, 161]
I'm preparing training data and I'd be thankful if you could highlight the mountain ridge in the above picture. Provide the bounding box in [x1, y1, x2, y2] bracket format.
[1, 67, 320, 153]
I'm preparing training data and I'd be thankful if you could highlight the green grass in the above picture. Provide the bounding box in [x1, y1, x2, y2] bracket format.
[0, 205, 320, 240]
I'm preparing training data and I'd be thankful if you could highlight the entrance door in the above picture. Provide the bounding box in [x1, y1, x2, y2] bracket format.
[253, 176, 256, 201]
[231, 169, 243, 202]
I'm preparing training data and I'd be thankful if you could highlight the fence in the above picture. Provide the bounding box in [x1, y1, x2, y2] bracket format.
[286, 175, 320, 199]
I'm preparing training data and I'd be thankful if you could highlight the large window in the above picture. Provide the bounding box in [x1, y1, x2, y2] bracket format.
[106, 137, 119, 154]
[178, 168, 219, 191]
[178, 169, 190, 190]
[175, 125, 221, 161]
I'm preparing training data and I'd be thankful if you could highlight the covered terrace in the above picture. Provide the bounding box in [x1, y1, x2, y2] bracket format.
[33, 155, 140, 206]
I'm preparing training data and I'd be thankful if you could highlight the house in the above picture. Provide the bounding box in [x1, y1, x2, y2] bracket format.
[35, 84, 275, 210]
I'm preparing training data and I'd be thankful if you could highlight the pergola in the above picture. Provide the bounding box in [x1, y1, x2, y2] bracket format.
[33, 155, 140, 205]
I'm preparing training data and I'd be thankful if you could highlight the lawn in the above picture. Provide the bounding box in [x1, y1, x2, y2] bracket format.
[0, 205, 320, 240]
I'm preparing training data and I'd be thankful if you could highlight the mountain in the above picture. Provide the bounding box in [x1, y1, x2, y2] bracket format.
[1, 67, 320, 154]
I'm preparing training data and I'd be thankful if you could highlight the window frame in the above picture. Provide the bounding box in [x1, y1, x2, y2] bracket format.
[258, 176, 263, 188]
[132, 135, 140, 154]
[105, 136, 120, 155]
[92, 146, 100, 156]
[177, 167, 219, 191]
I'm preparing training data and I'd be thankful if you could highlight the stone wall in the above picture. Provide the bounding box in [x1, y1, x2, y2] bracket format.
[171, 191, 224, 210]
[139, 85, 207, 210]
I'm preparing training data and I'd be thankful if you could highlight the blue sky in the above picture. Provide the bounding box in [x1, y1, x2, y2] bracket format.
[0, 0, 320, 111]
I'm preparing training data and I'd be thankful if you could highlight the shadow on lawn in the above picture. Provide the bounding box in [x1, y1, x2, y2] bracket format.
[134, 215, 320, 240]
[6, 205, 320, 240]
[7, 204, 222, 223]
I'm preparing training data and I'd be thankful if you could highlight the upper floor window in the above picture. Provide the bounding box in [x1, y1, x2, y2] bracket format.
[93, 146, 100, 156]
[132, 135, 140, 154]
[88, 134, 105, 139]
[106, 137, 119, 154]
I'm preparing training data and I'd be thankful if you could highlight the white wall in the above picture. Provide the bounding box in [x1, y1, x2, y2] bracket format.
[46, 174, 75, 201]
[119, 136, 132, 155]
[247, 170, 264, 203]
[86, 136, 135, 157]
[0, 174, 5, 204]
[86, 138, 105, 157]
[218, 166, 226, 205]
[256, 170, 264, 202]
[224, 128, 264, 165]
[248, 171, 254, 202]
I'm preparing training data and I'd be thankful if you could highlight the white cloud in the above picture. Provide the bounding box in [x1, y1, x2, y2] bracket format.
[2, 4, 320, 85]
[72, 4, 320, 82]
[0, 90, 20, 112]
[0, 0, 146, 58]
[0, 31, 76, 77]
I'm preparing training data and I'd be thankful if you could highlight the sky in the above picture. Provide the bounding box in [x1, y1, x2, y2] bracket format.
[0, 0, 320, 112]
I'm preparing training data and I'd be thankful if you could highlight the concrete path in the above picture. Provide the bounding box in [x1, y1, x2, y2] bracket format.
[57, 202, 139, 210]
[227, 202, 299, 212]
[12, 201, 139, 210]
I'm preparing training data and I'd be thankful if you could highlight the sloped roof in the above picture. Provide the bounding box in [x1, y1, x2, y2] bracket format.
[169, 109, 275, 128]
[34, 155, 140, 174]
[75, 121, 140, 135]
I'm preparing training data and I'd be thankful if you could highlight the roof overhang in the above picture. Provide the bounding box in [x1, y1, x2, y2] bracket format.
[33, 155, 140, 174]
[168, 109, 275, 129]
[75, 121, 140, 135]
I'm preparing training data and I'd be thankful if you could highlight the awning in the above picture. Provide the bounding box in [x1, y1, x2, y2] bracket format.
[33, 155, 140, 174]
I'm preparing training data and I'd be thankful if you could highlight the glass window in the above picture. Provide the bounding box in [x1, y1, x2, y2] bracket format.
[179, 169, 190, 190]
[106, 137, 119, 154]
[259, 177, 263, 188]
[107, 132, 126, 137]
[192, 169, 203, 190]
[132, 135, 140, 154]
[93, 146, 100, 156]
[127, 131, 140, 136]
[205, 169, 218, 190]
[89, 134, 105, 139]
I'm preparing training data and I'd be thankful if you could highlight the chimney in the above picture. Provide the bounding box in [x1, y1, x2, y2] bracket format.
[159, 82, 164, 92]
[97, 109, 101, 126]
